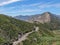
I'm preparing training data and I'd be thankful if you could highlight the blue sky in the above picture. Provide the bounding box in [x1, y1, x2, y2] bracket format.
[0, 0, 60, 16]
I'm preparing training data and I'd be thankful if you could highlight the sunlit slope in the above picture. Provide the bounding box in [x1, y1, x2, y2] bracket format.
[0, 14, 34, 45]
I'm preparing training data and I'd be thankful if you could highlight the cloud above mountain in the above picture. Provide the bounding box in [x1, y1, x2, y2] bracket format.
[0, 0, 22, 6]
[0, 0, 60, 16]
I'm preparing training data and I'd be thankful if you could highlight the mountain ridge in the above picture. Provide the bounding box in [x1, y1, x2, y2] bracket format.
[15, 12, 60, 23]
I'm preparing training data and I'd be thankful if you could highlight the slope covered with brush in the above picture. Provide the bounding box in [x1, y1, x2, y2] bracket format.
[0, 14, 34, 45]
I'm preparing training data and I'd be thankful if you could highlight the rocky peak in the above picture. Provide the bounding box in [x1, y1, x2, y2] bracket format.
[42, 12, 51, 16]
[15, 12, 59, 23]
[29, 12, 51, 23]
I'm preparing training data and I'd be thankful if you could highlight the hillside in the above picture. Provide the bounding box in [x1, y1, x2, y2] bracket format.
[0, 13, 60, 45]
[0, 14, 34, 45]
[14, 12, 60, 45]
[0, 14, 54, 45]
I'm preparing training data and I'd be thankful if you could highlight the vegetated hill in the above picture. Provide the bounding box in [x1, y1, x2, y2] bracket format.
[0, 14, 34, 45]
[0, 13, 60, 45]
[22, 23, 60, 45]
[0, 14, 54, 45]
[21, 12, 60, 45]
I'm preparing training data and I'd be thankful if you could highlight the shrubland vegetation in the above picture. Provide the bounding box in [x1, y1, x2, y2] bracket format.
[0, 14, 60, 45]
[0, 14, 34, 45]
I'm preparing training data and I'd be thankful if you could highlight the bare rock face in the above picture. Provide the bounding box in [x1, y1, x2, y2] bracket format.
[40, 12, 51, 23]
[27, 12, 51, 23]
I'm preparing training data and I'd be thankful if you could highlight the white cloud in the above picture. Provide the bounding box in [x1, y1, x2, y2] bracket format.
[19, 9, 36, 12]
[21, 1, 60, 9]
[21, 2, 53, 7]
[16, 9, 41, 13]
[0, 0, 21, 6]
[5, 9, 41, 13]
[38, 3, 60, 9]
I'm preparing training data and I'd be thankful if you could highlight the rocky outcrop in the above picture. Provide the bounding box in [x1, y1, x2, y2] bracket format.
[27, 12, 51, 23]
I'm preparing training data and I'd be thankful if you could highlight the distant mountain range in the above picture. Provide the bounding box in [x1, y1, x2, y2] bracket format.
[14, 12, 60, 23]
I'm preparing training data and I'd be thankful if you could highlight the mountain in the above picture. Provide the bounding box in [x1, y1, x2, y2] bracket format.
[15, 12, 60, 31]
[15, 12, 60, 23]
[0, 14, 56, 45]
[0, 13, 60, 45]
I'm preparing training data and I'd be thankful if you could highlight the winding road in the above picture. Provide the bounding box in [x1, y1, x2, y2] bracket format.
[13, 26, 39, 45]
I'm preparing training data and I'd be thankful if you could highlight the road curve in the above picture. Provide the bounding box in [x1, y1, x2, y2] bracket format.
[13, 27, 39, 45]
